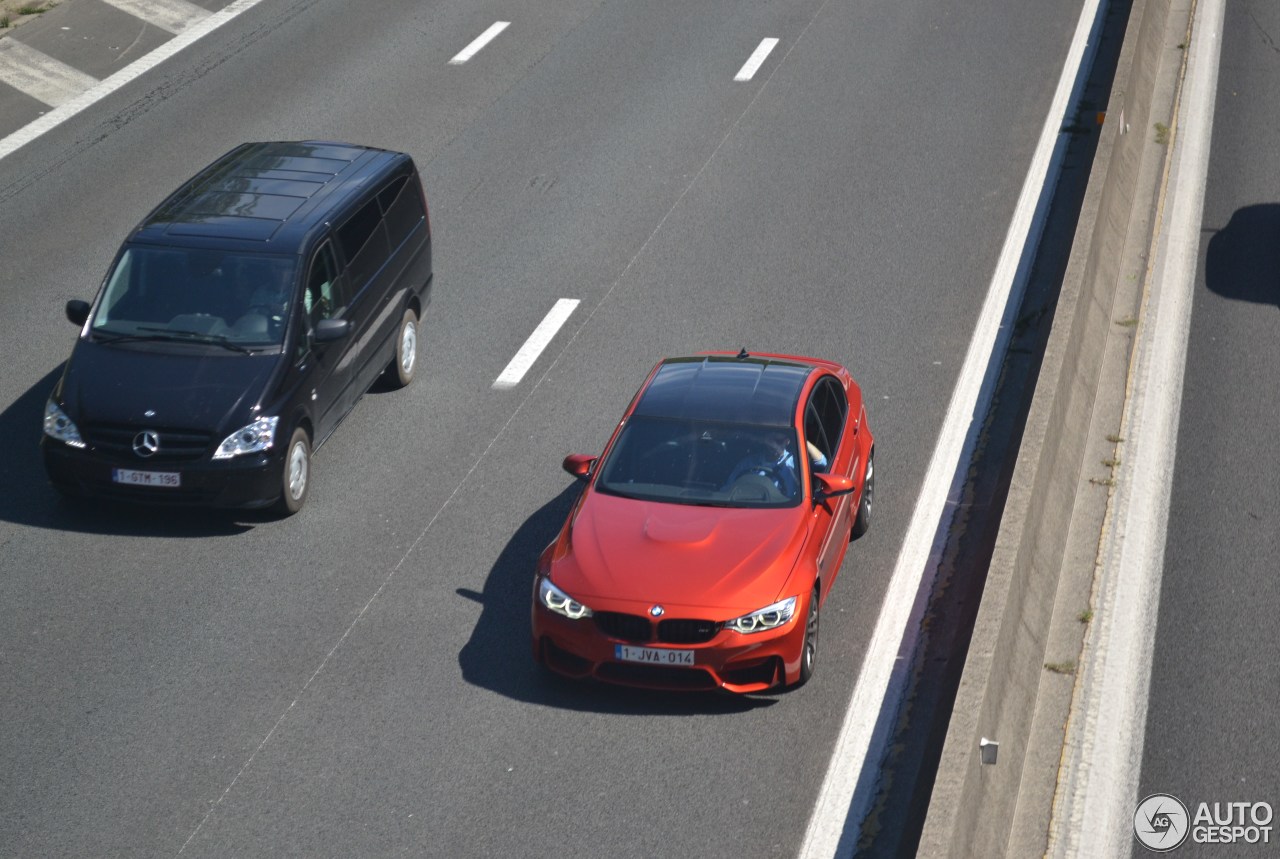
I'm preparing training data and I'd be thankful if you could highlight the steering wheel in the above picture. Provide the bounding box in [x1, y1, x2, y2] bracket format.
[725, 455, 785, 491]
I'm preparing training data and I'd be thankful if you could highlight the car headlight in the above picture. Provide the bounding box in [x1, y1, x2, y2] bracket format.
[724, 596, 797, 634]
[538, 577, 593, 620]
[213, 416, 279, 460]
[43, 400, 85, 448]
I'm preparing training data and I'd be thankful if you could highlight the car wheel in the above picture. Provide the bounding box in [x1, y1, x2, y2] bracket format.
[851, 447, 874, 540]
[276, 426, 310, 516]
[796, 584, 820, 687]
[389, 306, 419, 388]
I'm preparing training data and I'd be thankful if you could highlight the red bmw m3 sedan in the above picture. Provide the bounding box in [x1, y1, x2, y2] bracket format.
[532, 351, 874, 693]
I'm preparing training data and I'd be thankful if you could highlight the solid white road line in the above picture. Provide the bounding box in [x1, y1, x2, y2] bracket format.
[734, 38, 779, 81]
[99, 0, 212, 34]
[0, 0, 268, 161]
[449, 21, 510, 65]
[0, 39, 99, 107]
[1059, 2, 1225, 856]
[797, 0, 1106, 854]
[493, 299, 580, 389]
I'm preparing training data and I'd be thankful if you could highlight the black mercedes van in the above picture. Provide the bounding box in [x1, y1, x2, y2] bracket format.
[42, 141, 432, 515]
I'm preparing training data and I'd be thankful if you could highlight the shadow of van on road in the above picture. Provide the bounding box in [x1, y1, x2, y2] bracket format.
[457, 481, 772, 716]
[0, 366, 252, 537]
[1205, 204, 1280, 307]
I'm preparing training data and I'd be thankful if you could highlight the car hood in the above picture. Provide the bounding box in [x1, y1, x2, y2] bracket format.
[556, 490, 809, 613]
[60, 339, 278, 433]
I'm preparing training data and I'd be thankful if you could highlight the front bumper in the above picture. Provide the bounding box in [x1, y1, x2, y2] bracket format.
[42, 437, 284, 509]
[531, 590, 809, 694]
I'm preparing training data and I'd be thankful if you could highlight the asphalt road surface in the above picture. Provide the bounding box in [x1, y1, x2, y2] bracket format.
[0, 0, 1086, 855]
[1135, 1, 1280, 856]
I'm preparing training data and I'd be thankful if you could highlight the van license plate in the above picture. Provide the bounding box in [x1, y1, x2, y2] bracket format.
[614, 645, 694, 666]
[112, 468, 181, 488]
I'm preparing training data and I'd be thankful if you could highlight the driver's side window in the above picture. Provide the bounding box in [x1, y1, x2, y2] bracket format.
[296, 242, 341, 361]
[304, 242, 340, 327]
[804, 404, 831, 472]
[804, 377, 846, 472]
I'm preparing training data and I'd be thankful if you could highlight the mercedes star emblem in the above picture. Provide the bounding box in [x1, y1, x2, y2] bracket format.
[133, 430, 160, 458]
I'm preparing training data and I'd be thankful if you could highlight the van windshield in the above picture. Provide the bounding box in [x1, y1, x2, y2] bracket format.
[91, 246, 297, 348]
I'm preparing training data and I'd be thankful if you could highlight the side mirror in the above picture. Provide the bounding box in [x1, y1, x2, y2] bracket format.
[813, 472, 855, 501]
[66, 300, 90, 326]
[314, 317, 351, 343]
[562, 454, 596, 481]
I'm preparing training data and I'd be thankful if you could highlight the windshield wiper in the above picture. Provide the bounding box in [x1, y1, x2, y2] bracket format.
[96, 327, 254, 355]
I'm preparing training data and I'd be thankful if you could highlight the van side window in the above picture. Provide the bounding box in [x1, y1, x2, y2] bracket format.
[304, 242, 341, 327]
[378, 175, 425, 249]
[336, 197, 390, 291]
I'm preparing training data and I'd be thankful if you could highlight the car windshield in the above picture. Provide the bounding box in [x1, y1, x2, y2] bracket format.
[90, 246, 297, 348]
[596, 416, 803, 508]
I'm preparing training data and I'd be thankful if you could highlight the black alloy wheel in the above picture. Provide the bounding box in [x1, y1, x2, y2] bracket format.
[852, 447, 875, 540]
[796, 584, 820, 687]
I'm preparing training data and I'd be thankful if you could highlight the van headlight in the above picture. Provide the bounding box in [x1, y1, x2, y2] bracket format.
[213, 416, 279, 460]
[724, 596, 797, 634]
[43, 400, 85, 448]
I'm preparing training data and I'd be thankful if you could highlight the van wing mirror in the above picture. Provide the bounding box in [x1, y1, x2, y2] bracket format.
[314, 318, 351, 343]
[65, 300, 90, 327]
[562, 454, 596, 481]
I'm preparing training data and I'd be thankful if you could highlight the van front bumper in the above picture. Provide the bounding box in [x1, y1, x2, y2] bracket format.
[42, 437, 285, 509]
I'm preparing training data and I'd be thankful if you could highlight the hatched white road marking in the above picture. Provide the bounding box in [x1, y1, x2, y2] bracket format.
[450, 21, 510, 65]
[734, 38, 779, 81]
[99, 0, 212, 34]
[0, 39, 99, 107]
[0, 0, 269, 161]
[493, 299, 580, 389]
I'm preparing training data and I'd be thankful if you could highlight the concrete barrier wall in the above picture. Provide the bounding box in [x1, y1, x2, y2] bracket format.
[916, 0, 1180, 854]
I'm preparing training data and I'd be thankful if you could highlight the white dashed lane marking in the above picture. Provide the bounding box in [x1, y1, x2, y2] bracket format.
[734, 38, 779, 81]
[450, 21, 510, 65]
[493, 299, 580, 389]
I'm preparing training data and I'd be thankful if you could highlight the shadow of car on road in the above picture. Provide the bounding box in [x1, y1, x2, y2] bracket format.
[1205, 204, 1280, 307]
[457, 481, 775, 716]
[0, 365, 257, 537]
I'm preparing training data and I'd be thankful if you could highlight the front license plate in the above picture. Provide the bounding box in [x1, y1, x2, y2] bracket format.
[614, 645, 695, 666]
[112, 468, 181, 488]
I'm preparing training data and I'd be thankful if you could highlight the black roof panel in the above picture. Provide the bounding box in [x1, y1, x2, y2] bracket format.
[129, 141, 408, 252]
[633, 356, 812, 427]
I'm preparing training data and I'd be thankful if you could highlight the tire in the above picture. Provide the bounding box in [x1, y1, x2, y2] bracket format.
[795, 584, 820, 687]
[388, 307, 419, 388]
[275, 426, 310, 516]
[851, 447, 874, 540]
